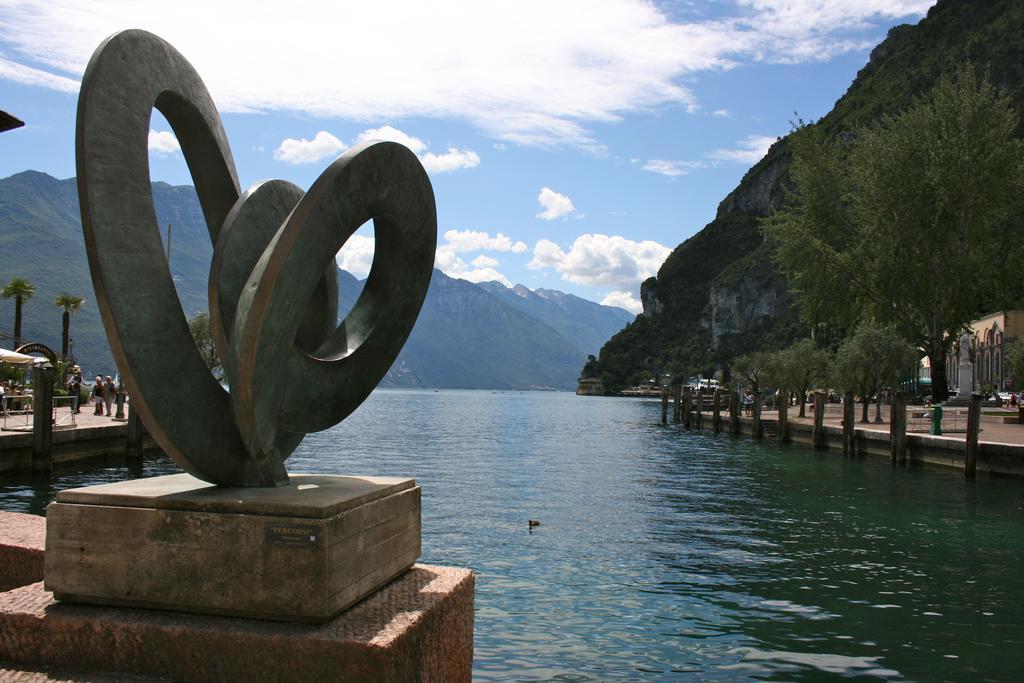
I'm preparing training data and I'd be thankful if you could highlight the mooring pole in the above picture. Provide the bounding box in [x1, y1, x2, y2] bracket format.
[812, 391, 827, 450]
[712, 389, 722, 434]
[673, 384, 681, 423]
[752, 391, 763, 440]
[890, 391, 907, 466]
[729, 391, 740, 435]
[842, 391, 856, 457]
[683, 387, 692, 429]
[695, 388, 704, 430]
[31, 364, 53, 474]
[127, 399, 144, 460]
[965, 393, 982, 479]
[660, 386, 669, 425]
[778, 389, 789, 443]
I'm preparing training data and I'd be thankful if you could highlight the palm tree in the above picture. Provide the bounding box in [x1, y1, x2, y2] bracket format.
[1, 278, 35, 347]
[54, 294, 85, 360]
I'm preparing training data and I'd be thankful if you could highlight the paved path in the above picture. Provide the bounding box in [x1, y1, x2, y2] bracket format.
[0, 401, 127, 441]
[757, 406, 1024, 445]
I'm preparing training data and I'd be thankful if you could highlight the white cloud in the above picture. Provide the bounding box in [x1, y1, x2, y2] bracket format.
[442, 229, 527, 254]
[600, 290, 642, 314]
[148, 129, 180, 156]
[335, 234, 375, 279]
[641, 159, 704, 177]
[712, 109, 731, 118]
[273, 131, 346, 165]
[275, 125, 480, 173]
[0, 1, 933, 150]
[433, 229, 526, 286]
[536, 187, 575, 221]
[0, 56, 77, 92]
[470, 254, 499, 269]
[707, 134, 777, 164]
[528, 233, 671, 291]
[453, 267, 512, 287]
[355, 125, 427, 154]
[420, 147, 480, 173]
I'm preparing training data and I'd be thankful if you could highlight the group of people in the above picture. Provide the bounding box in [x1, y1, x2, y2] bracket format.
[66, 370, 120, 416]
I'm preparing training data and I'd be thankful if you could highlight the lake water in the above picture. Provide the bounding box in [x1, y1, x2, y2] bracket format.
[3, 389, 1024, 680]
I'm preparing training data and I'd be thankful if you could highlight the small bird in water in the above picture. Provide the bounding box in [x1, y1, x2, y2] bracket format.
[528, 519, 541, 528]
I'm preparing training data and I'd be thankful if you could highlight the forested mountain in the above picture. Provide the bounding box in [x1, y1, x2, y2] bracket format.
[0, 171, 629, 389]
[594, 0, 1024, 392]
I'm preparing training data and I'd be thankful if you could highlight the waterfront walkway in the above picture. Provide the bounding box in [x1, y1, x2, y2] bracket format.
[0, 405, 137, 474]
[765, 405, 1024, 446]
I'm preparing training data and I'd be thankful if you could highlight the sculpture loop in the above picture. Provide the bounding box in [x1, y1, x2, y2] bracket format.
[77, 30, 436, 486]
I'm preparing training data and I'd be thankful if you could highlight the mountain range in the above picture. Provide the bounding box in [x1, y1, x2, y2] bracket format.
[594, 0, 1024, 391]
[0, 170, 631, 390]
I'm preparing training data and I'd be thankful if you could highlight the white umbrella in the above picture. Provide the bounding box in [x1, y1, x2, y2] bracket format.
[0, 347, 35, 364]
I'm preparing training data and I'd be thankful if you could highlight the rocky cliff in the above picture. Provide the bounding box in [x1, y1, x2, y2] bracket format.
[594, 0, 1024, 392]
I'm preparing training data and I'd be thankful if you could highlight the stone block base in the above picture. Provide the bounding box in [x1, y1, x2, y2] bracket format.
[45, 473, 421, 622]
[0, 512, 45, 592]
[0, 565, 474, 682]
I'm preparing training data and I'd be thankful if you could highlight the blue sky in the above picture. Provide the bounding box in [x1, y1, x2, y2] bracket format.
[0, 0, 935, 312]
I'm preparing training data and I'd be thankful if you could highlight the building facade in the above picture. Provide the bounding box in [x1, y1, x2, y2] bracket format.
[945, 310, 1024, 393]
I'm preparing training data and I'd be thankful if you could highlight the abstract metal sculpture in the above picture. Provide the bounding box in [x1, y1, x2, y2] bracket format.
[77, 30, 436, 487]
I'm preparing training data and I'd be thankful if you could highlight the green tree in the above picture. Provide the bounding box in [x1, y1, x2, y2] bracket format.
[1, 277, 35, 347]
[770, 339, 833, 417]
[731, 351, 774, 395]
[765, 69, 1024, 402]
[187, 312, 223, 381]
[53, 294, 84, 360]
[833, 323, 919, 422]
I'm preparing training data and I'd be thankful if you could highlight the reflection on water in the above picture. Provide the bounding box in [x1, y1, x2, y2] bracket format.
[3, 389, 1024, 680]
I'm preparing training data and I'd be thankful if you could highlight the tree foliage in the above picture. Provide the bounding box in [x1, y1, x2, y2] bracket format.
[768, 339, 833, 417]
[765, 69, 1024, 401]
[187, 312, 223, 381]
[1, 277, 35, 345]
[833, 322, 919, 420]
[53, 293, 84, 360]
[731, 351, 774, 394]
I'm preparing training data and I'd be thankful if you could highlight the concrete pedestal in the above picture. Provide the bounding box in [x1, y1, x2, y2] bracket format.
[0, 511, 45, 592]
[0, 565, 474, 682]
[45, 473, 421, 622]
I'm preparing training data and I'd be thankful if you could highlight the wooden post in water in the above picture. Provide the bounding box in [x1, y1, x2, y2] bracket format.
[660, 386, 669, 425]
[729, 391, 740, 434]
[31, 364, 53, 474]
[812, 391, 827, 450]
[842, 391, 856, 457]
[712, 390, 722, 433]
[683, 387, 692, 429]
[695, 388, 704, 430]
[890, 391, 908, 466]
[965, 393, 982, 480]
[778, 389, 789, 443]
[127, 399, 144, 460]
[672, 385, 681, 423]
[752, 391, 763, 439]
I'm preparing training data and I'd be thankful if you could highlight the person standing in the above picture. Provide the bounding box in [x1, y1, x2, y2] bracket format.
[103, 375, 115, 417]
[66, 372, 80, 414]
[93, 375, 104, 415]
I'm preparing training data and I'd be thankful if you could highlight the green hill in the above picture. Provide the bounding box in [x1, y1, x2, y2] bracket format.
[0, 171, 212, 375]
[0, 172, 629, 389]
[594, 0, 1024, 392]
